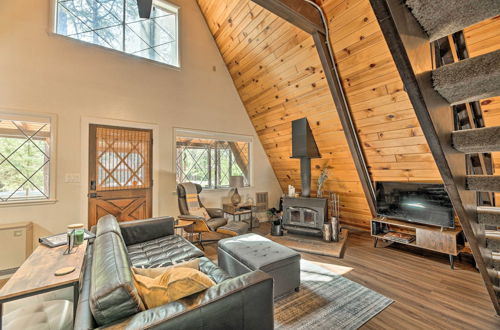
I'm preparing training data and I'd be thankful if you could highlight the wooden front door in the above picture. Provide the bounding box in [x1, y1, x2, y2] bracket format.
[88, 124, 153, 228]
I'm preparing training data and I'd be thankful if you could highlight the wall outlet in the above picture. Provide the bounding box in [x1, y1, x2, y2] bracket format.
[64, 173, 81, 183]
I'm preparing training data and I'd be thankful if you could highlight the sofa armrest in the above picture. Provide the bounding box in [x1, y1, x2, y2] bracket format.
[119, 217, 175, 246]
[206, 208, 224, 218]
[74, 244, 98, 330]
[103, 271, 274, 330]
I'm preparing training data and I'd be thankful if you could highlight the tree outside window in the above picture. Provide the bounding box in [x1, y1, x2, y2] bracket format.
[55, 0, 179, 67]
[0, 119, 51, 202]
[176, 136, 251, 189]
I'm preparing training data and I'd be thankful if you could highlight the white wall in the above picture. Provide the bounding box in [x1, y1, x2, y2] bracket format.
[0, 0, 282, 246]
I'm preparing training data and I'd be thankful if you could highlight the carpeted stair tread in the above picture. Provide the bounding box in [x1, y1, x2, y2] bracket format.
[493, 252, 500, 271]
[487, 238, 500, 253]
[486, 231, 500, 259]
[452, 126, 500, 153]
[466, 175, 500, 192]
[404, 0, 500, 41]
[432, 49, 500, 105]
[478, 206, 500, 226]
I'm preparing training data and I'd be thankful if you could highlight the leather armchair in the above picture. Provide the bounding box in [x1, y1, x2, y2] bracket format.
[177, 183, 228, 248]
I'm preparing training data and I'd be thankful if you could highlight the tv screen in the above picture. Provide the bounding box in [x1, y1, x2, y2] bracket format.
[375, 182, 455, 228]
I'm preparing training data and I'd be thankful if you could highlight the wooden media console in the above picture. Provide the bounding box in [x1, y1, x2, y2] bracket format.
[371, 217, 464, 269]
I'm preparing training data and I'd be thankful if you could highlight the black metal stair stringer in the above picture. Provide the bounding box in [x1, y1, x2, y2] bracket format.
[369, 0, 500, 315]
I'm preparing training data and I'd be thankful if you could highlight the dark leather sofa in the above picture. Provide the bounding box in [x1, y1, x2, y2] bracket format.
[74, 215, 274, 330]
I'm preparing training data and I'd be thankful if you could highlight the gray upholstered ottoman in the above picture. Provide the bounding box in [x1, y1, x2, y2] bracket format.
[218, 233, 301, 298]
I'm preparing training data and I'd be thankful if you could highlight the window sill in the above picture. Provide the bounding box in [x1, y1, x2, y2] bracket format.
[0, 199, 57, 208]
[202, 187, 252, 192]
[172, 187, 252, 195]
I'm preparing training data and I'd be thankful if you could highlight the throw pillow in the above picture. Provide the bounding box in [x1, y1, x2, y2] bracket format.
[190, 207, 211, 220]
[134, 267, 215, 309]
[132, 258, 200, 277]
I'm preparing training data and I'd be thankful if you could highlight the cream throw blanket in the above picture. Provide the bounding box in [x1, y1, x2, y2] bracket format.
[180, 182, 210, 220]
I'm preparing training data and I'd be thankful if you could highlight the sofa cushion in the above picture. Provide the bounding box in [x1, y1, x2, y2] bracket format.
[133, 257, 231, 285]
[119, 217, 175, 246]
[132, 259, 200, 277]
[127, 235, 204, 268]
[133, 267, 215, 309]
[198, 257, 232, 284]
[90, 232, 145, 326]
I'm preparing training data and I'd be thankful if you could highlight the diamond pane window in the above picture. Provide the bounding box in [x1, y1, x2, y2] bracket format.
[55, 0, 179, 67]
[176, 134, 251, 189]
[0, 117, 52, 202]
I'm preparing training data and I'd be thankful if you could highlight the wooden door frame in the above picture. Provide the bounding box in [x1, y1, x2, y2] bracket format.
[80, 117, 160, 227]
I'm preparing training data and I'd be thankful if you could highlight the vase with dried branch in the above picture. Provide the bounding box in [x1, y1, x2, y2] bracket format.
[317, 167, 329, 197]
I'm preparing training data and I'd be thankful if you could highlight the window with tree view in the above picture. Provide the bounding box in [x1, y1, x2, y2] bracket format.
[0, 117, 52, 202]
[176, 136, 251, 189]
[55, 0, 179, 67]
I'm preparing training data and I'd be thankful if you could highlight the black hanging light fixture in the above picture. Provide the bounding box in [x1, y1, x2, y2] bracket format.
[137, 0, 153, 19]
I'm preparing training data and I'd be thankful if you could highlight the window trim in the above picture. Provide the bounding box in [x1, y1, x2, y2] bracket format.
[173, 128, 254, 190]
[49, 0, 181, 70]
[0, 110, 58, 207]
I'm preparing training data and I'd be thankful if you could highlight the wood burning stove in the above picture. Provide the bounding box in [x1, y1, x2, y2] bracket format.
[282, 197, 327, 237]
[283, 118, 328, 237]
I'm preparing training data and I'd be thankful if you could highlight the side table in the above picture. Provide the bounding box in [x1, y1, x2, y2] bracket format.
[224, 208, 254, 231]
[175, 219, 194, 242]
[0, 241, 87, 330]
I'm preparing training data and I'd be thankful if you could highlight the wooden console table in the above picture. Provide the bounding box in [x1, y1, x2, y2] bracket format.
[0, 241, 88, 329]
[371, 217, 463, 269]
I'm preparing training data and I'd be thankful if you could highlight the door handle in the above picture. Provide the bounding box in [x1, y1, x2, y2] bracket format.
[88, 193, 102, 198]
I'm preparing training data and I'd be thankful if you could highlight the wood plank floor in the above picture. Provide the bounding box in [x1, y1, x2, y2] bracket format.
[202, 223, 500, 329]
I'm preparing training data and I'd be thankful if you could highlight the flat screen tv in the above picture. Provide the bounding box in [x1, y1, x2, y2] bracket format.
[375, 181, 455, 229]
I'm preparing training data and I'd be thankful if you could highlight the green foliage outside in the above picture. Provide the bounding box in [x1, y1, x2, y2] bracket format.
[177, 142, 249, 189]
[56, 0, 177, 65]
[0, 137, 49, 199]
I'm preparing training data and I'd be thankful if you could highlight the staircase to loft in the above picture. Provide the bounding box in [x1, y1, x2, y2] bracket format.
[434, 31, 496, 207]
[369, 0, 500, 314]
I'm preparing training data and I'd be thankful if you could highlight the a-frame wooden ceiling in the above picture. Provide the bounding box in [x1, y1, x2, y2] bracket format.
[197, 0, 498, 229]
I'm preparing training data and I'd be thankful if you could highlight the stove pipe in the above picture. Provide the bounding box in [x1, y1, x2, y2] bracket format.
[290, 118, 321, 197]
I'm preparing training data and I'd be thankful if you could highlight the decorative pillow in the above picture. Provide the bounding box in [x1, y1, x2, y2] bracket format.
[132, 258, 200, 277]
[190, 207, 211, 220]
[133, 267, 216, 309]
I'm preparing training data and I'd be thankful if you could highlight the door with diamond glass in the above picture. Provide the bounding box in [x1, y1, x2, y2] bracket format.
[88, 125, 153, 227]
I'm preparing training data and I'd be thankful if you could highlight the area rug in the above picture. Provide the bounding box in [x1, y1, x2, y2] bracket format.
[274, 260, 393, 329]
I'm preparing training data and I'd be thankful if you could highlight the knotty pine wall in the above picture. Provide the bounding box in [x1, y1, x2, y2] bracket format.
[464, 16, 500, 205]
[196, 0, 445, 229]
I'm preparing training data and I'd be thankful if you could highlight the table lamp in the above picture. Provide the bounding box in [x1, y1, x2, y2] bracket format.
[229, 176, 244, 206]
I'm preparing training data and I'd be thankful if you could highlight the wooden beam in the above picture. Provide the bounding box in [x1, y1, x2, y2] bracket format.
[312, 31, 377, 215]
[369, 0, 500, 315]
[252, 0, 325, 35]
